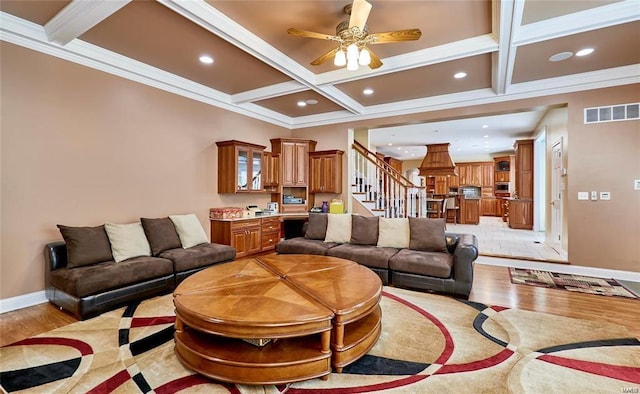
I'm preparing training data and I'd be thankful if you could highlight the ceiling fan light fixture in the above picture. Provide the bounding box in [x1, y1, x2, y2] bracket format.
[358, 47, 371, 66]
[346, 43, 359, 62]
[347, 57, 359, 71]
[334, 49, 347, 66]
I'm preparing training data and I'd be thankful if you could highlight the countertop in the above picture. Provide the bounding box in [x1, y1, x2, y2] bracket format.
[210, 212, 309, 221]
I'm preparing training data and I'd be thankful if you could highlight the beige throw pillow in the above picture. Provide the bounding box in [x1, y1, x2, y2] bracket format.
[104, 222, 152, 262]
[169, 214, 209, 248]
[324, 214, 352, 243]
[377, 217, 410, 248]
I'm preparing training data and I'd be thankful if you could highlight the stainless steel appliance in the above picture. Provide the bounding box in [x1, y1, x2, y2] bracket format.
[496, 183, 510, 192]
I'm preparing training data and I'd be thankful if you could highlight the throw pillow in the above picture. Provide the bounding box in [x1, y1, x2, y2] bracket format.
[305, 213, 328, 240]
[408, 217, 448, 253]
[169, 213, 209, 248]
[141, 217, 182, 256]
[324, 214, 352, 243]
[57, 224, 114, 268]
[104, 222, 152, 263]
[350, 215, 379, 245]
[377, 217, 410, 248]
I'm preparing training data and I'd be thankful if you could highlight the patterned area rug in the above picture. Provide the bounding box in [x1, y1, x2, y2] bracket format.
[509, 268, 639, 299]
[1, 287, 639, 393]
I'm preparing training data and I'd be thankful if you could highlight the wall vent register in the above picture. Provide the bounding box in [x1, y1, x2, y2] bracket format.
[584, 102, 639, 124]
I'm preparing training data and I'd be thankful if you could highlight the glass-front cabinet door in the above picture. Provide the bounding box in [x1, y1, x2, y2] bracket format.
[237, 147, 249, 191]
[251, 151, 262, 191]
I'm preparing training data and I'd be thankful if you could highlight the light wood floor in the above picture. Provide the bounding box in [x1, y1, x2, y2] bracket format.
[1, 264, 638, 347]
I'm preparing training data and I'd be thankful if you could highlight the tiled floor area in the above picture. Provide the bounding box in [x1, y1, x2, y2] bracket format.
[447, 216, 569, 263]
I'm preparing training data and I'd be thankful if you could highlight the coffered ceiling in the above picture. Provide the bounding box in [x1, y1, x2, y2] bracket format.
[1, 0, 638, 160]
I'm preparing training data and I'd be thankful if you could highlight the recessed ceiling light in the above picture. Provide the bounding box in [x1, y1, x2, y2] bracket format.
[397, 147, 402, 150]
[483, 135, 489, 138]
[576, 48, 594, 57]
[388, 143, 393, 146]
[549, 51, 573, 62]
[297, 101, 307, 107]
[363, 88, 374, 95]
[482, 125, 488, 128]
[454, 72, 467, 79]
[411, 154, 415, 156]
[305, 99, 318, 105]
[405, 150, 409, 153]
[199, 55, 214, 64]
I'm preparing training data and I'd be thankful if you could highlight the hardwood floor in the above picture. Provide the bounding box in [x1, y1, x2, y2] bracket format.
[1, 264, 638, 347]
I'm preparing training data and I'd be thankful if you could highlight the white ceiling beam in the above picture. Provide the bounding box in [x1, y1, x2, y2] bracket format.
[158, 0, 364, 114]
[515, 0, 640, 46]
[231, 81, 307, 104]
[44, 0, 131, 45]
[492, 0, 520, 95]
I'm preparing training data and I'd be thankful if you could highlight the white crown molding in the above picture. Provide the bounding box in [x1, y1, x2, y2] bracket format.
[515, 0, 640, 46]
[0, 11, 292, 128]
[0, 291, 47, 314]
[44, 0, 131, 45]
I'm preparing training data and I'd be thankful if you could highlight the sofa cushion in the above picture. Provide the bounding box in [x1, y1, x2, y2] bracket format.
[377, 218, 410, 248]
[324, 214, 352, 243]
[305, 213, 327, 240]
[104, 222, 152, 262]
[169, 214, 209, 248]
[49, 256, 173, 298]
[57, 224, 114, 268]
[276, 237, 339, 255]
[327, 244, 398, 270]
[141, 217, 182, 256]
[159, 243, 236, 272]
[389, 249, 454, 279]
[350, 215, 379, 245]
[409, 217, 448, 253]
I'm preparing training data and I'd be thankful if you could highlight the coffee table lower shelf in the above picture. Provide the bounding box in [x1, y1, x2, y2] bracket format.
[175, 328, 332, 385]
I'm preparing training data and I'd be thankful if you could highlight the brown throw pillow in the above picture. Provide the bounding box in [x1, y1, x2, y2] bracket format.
[350, 215, 379, 245]
[408, 217, 448, 253]
[141, 217, 182, 256]
[57, 224, 114, 268]
[305, 213, 328, 240]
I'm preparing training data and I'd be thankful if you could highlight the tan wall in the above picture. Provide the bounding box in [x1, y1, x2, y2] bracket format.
[0, 43, 290, 299]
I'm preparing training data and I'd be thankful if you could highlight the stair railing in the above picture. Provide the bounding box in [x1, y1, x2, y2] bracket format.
[352, 141, 428, 218]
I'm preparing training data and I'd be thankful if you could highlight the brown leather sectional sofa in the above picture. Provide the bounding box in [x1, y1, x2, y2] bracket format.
[45, 217, 235, 319]
[276, 213, 478, 298]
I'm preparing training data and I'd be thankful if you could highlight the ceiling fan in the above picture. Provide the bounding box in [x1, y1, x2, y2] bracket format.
[287, 0, 421, 71]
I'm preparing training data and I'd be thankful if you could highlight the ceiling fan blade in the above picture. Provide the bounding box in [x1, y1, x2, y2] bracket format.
[311, 47, 339, 66]
[348, 0, 372, 30]
[287, 28, 335, 41]
[370, 29, 422, 43]
[368, 49, 383, 69]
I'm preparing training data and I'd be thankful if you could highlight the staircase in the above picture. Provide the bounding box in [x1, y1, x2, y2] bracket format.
[351, 141, 429, 218]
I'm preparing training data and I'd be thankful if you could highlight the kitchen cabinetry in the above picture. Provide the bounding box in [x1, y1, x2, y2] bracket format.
[514, 140, 534, 200]
[481, 163, 494, 196]
[210, 217, 282, 258]
[508, 200, 533, 230]
[270, 138, 317, 213]
[456, 162, 485, 186]
[459, 198, 479, 224]
[216, 140, 266, 193]
[262, 151, 279, 190]
[480, 197, 497, 216]
[309, 150, 343, 193]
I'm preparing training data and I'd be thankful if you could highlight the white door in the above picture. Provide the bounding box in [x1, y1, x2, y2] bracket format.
[550, 139, 563, 248]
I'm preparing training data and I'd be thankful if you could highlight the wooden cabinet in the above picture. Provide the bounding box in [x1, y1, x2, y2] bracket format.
[260, 216, 281, 252]
[434, 176, 448, 195]
[271, 138, 316, 187]
[309, 150, 343, 193]
[262, 151, 279, 190]
[216, 140, 266, 193]
[514, 140, 534, 199]
[459, 198, 479, 224]
[481, 163, 494, 195]
[509, 200, 533, 230]
[495, 172, 509, 182]
[210, 217, 282, 257]
[457, 163, 483, 186]
[448, 175, 459, 189]
[480, 197, 497, 216]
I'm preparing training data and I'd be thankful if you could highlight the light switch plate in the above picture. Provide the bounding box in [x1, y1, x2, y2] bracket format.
[578, 192, 589, 200]
[591, 191, 598, 201]
[635, 179, 640, 190]
[600, 192, 611, 200]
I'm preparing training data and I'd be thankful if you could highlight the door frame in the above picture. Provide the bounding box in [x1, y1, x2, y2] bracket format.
[550, 138, 563, 249]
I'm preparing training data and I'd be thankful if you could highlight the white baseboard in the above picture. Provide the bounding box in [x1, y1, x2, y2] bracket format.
[0, 291, 48, 314]
[477, 256, 640, 282]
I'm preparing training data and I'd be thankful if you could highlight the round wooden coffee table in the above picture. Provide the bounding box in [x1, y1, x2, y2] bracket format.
[173, 254, 382, 385]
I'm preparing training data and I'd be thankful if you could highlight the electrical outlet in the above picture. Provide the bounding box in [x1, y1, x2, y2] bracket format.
[578, 192, 589, 200]
[600, 192, 611, 200]
[591, 191, 598, 201]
